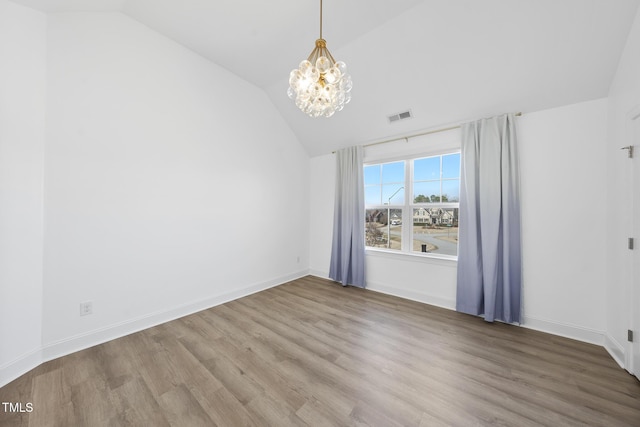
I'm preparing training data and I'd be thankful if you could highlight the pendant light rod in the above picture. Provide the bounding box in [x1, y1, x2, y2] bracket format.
[319, 0, 323, 39]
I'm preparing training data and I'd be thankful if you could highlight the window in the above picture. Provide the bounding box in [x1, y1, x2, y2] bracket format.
[364, 152, 460, 258]
[364, 161, 405, 250]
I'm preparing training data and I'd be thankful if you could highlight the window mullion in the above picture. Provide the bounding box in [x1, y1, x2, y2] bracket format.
[439, 155, 443, 202]
[403, 159, 412, 252]
[379, 167, 383, 205]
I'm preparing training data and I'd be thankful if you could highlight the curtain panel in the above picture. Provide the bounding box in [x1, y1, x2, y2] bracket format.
[329, 146, 366, 288]
[456, 113, 522, 323]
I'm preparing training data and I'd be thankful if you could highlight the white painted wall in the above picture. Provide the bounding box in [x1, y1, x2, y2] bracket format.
[42, 13, 309, 359]
[309, 153, 335, 278]
[519, 99, 608, 343]
[0, 1, 46, 386]
[310, 98, 609, 344]
[606, 6, 640, 367]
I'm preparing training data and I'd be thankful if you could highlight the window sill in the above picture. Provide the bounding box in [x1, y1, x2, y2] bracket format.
[365, 247, 458, 265]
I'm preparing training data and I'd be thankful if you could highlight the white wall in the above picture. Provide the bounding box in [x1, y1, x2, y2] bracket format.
[0, 1, 46, 386]
[309, 153, 335, 278]
[606, 6, 640, 367]
[41, 12, 309, 359]
[310, 98, 609, 344]
[519, 99, 608, 343]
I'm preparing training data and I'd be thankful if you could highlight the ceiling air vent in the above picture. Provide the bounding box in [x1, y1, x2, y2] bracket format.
[388, 110, 413, 124]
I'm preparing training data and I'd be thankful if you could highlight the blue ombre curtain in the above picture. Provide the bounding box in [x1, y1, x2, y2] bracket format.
[456, 113, 522, 323]
[329, 146, 366, 288]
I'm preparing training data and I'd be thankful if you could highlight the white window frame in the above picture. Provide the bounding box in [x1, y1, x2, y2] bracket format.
[364, 149, 460, 261]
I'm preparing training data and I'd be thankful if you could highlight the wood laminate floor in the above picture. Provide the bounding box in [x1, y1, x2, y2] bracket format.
[1, 276, 639, 426]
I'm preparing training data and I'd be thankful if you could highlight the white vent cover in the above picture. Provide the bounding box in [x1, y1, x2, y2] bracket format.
[388, 110, 413, 123]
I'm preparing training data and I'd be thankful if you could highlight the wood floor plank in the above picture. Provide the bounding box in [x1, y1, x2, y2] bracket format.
[189, 379, 257, 427]
[209, 336, 307, 412]
[244, 392, 307, 427]
[200, 338, 265, 406]
[1, 276, 639, 426]
[106, 377, 170, 427]
[156, 384, 214, 427]
[27, 368, 74, 427]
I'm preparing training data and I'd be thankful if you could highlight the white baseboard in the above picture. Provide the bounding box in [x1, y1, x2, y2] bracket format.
[309, 272, 456, 310]
[604, 334, 626, 369]
[520, 315, 604, 346]
[0, 347, 42, 389]
[308, 269, 329, 280]
[366, 281, 456, 311]
[1, 270, 308, 388]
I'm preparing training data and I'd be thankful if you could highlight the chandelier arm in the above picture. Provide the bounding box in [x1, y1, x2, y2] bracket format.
[325, 48, 336, 65]
[307, 45, 319, 63]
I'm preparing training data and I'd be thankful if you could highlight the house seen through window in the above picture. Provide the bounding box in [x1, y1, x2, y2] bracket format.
[364, 152, 460, 258]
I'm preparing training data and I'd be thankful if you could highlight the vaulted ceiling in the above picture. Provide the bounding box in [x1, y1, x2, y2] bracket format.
[10, 0, 640, 156]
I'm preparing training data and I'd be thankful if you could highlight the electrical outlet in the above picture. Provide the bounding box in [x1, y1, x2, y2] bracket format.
[80, 301, 93, 316]
[296, 256, 300, 264]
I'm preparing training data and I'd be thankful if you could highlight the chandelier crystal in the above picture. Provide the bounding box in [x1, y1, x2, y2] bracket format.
[287, 0, 352, 118]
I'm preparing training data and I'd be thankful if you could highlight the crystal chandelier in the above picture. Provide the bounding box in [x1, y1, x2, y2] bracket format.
[287, 0, 352, 118]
